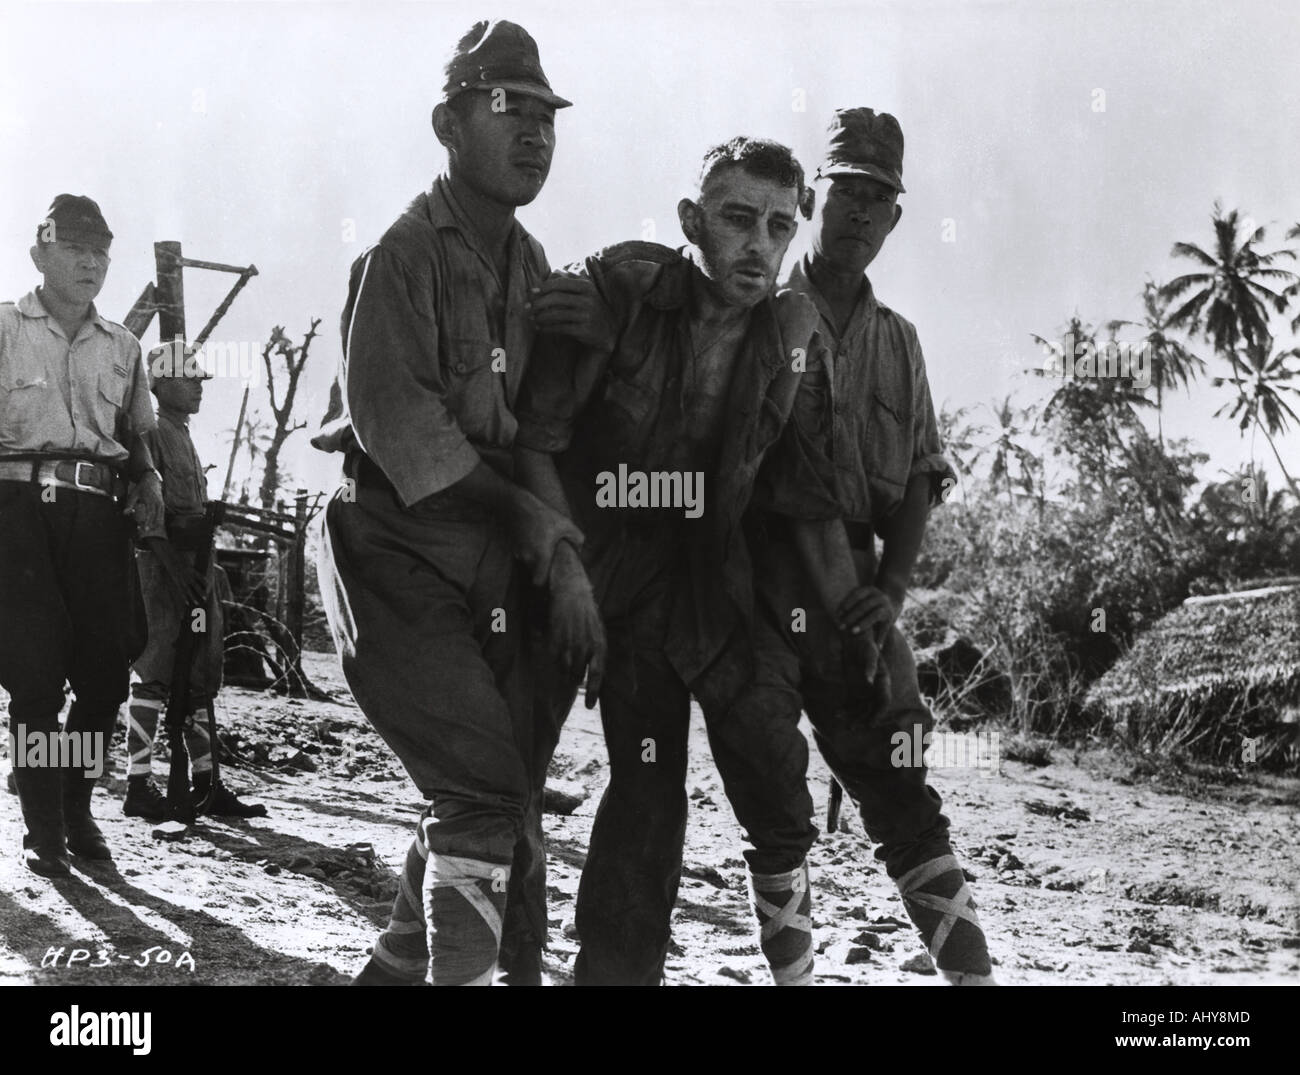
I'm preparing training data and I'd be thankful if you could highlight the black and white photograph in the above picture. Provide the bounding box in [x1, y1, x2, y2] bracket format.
[0, 0, 1295, 1039]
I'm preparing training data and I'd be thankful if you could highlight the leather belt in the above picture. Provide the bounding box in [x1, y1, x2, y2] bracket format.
[0, 458, 121, 499]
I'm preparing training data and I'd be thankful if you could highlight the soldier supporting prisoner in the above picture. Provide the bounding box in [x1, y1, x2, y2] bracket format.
[313, 20, 593, 986]
[715, 109, 996, 985]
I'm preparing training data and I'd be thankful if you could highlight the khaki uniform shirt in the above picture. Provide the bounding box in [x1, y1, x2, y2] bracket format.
[312, 176, 550, 507]
[152, 410, 208, 520]
[782, 257, 955, 528]
[0, 290, 155, 464]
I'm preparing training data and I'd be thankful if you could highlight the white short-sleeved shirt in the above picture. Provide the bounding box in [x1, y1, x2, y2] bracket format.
[0, 289, 156, 463]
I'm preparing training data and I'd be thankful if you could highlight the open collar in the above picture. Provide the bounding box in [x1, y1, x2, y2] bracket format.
[18, 289, 112, 340]
[426, 175, 525, 283]
[787, 255, 878, 336]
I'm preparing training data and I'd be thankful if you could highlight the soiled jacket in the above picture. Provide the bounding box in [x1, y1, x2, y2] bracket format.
[312, 176, 550, 507]
[516, 242, 833, 683]
[782, 257, 955, 529]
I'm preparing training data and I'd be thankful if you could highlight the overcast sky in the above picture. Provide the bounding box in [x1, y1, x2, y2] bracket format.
[2, 0, 1297, 501]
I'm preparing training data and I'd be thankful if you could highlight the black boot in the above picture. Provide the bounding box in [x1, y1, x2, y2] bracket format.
[123, 775, 171, 821]
[62, 771, 113, 861]
[12, 767, 70, 878]
[192, 773, 268, 818]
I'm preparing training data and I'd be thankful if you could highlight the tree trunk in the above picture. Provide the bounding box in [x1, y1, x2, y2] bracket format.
[1257, 415, 1300, 503]
[258, 429, 289, 512]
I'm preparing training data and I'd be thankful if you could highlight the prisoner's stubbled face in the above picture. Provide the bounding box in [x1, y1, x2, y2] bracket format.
[680, 166, 799, 309]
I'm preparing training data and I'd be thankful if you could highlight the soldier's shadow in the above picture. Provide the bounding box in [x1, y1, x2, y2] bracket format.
[273, 792, 422, 829]
[1, 870, 346, 985]
[180, 816, 404, 921]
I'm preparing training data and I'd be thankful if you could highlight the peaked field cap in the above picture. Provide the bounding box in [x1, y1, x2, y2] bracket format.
[442, 19, 572, 109]
[39, 193, 114, 245]
[816, 108, 906, 193]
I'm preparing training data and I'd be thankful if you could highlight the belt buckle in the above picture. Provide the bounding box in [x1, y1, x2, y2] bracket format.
[72, 460, 99, 492]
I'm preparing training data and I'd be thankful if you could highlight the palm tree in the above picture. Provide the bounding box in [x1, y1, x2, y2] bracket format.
[1212, 336, 1300, 501]
[971, 395, 1040, 504]
[1161, 203, 1298, 359]
[1108, 280, 1206, 447]
[1288, 223, 1300, 333]
[1032, 317, 1154, 484]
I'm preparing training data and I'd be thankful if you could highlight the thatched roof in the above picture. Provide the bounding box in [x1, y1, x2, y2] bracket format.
[1087, 583, 1300, 767]
[1091, 583, 1300, 705]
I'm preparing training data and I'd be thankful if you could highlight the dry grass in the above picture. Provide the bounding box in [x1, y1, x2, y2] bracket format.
[1086, 584, 1300, 770]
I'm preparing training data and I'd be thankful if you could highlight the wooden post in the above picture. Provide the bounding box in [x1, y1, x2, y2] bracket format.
[222, 384, 251, 501]
[154, 241, 186, 344]
[122, 282, 157, 339]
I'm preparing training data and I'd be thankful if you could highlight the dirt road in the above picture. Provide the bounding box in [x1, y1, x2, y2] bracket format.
[2, 652, 1297, 986]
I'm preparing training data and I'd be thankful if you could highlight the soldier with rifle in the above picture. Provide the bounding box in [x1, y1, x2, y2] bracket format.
[123, 340, 266, 822]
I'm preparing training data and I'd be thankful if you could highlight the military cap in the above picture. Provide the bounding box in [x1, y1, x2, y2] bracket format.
[147, 340, 213, 390]
[442, 20, 572, 109]
[815, 108, 906, 193]
[38, 194, 114, 246]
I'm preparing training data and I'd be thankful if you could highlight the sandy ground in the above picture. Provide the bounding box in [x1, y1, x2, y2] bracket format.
[2, 650, 1297, 987]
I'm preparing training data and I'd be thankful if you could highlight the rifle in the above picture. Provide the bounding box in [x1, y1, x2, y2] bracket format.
[826, 778, 844, 833]
[164, 501, 227, 822]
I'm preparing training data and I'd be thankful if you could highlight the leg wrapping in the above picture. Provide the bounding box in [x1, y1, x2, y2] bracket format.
[751, 862, 814, 986]
[421, 822, 509, 986]
[126, 699, 162, 778]
[183, 707, 213, 775]
[369, 837, 432, 983]
[895, 854, 994, 981]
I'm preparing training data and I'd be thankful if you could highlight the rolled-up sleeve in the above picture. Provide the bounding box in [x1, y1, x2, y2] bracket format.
[907, 338, 958, 505]
[342, 246, 480, 506]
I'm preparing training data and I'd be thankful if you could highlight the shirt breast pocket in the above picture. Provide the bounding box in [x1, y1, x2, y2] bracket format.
[443, 334, 502, 424]
[867, 388, 911, 493]
[0, 357, 51, 443]
[93, 370, 129, 440]
[444, 335, 501, 379]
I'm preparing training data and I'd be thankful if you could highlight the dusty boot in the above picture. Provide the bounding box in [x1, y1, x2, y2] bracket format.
[895, 854, 995, 985]
[62, 771, 112, 861]
[192, 773, 268, 818]
[751, 862, 815, 986]
[13, 767, 70, 878]
[123, 776, 171, 821]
